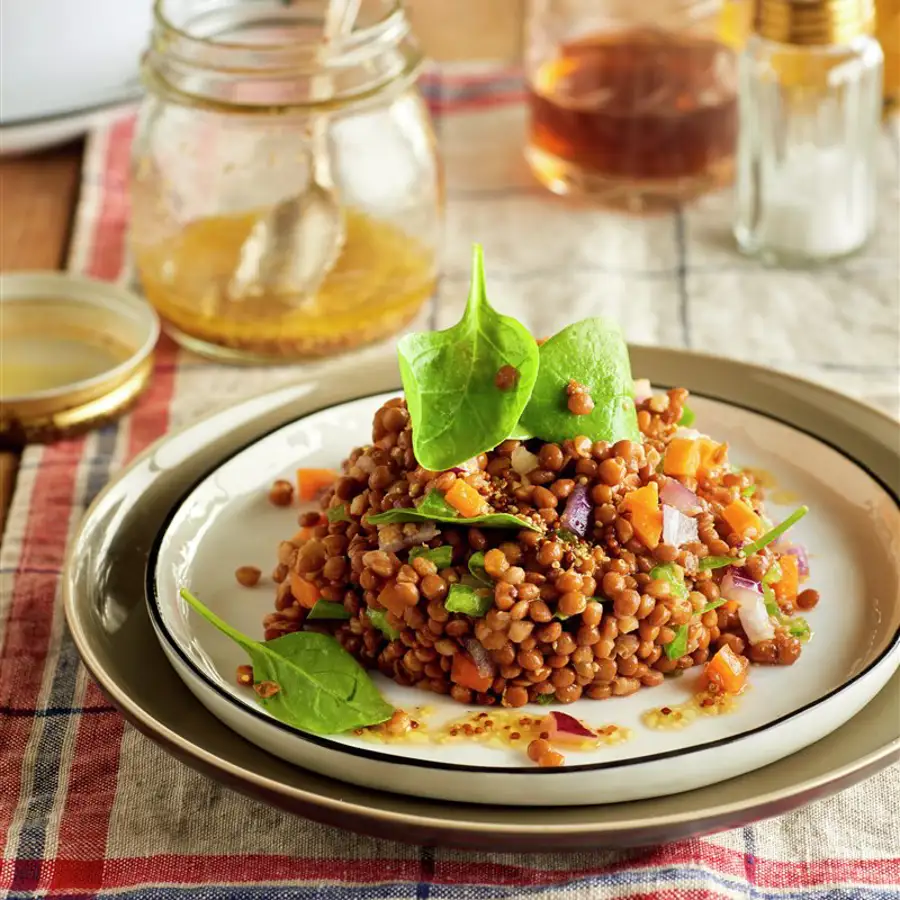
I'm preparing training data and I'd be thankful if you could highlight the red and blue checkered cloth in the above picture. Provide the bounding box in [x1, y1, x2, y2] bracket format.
[2, 65, 899, 899]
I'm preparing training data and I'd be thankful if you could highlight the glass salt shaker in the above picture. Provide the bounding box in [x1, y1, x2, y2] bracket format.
[734, 0, 884, 265]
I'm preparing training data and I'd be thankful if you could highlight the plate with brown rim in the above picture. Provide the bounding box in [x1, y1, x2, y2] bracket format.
[63, 349, 900, 846]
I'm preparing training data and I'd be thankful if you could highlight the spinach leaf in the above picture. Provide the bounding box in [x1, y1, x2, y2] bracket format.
[397, 245, 540, 471]
[367, 608, 400, 640]
[467, 551, 491, 584]
[416, 490, 458, 518]
[650, 565, 691, 660]
[520, 317, 640, 444]
[741, 485, 756, 499]
[741, 506, 809, 556]
[180, 589, 392, 734]
[535, 694, 555, 705]
[409, 545, 453, 568]
[701, 598, 726, 614]
[665, 625, 690, 660]
[307, 600, 351, 620]
[699, 507, 809, 571]
[698, 554, 736, 571]
[326, 504, 352, 523]
[678, 405, 696, 427]
[444, 583, 493, 617]
[366, 490, 541, 533]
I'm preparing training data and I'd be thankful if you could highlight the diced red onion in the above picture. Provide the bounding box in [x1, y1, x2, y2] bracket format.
[511, 445, 539, 476]
[559, 483, 591, 538]
[662, 504, 699, 547]
[377, 522, 439, 553]
[540, 711, 598, 743]
[775, 541, 810, 578]
[660, 478, 701, 514]
[464, 638, 496, 679]
[722, 569, 775, 644]
[633, 379, 652, 403]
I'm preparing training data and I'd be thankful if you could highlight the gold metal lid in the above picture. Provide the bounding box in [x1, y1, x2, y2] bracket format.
[754, 0, 877, 44]
[0, 272, 160, 445]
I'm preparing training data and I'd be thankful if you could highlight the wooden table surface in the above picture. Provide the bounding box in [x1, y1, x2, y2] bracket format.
[0, 3, 524, 536]
[0, 140, 85, 533]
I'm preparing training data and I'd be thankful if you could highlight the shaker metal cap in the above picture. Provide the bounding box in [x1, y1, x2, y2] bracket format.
[0, 272, 160, 444]
[754, 0, 877, 44]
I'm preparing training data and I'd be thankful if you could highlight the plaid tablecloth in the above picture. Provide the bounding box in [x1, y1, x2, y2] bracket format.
[2, 64, 899, 899]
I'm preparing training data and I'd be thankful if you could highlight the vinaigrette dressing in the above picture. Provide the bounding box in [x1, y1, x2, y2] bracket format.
[135, 209, 436, 360]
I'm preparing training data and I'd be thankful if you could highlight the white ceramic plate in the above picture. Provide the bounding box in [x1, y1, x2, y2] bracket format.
[149, 389, 900, 807]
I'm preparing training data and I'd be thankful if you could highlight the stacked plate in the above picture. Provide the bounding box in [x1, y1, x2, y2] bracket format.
[0, 0, 149, 154]
[63, 349, 900, 850]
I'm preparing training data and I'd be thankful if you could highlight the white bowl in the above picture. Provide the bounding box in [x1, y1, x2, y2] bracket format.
[0, 0, 150, 125]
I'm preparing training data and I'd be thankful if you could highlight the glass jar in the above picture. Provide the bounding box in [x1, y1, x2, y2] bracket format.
[131, 0, 440, 363]
[877, 0, 900, 116]
[733, 0, 883, 265]
[524, 0, 739, 211]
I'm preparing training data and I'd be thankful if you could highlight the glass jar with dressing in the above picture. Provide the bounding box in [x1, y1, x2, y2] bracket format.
[131, 0, 440, 363]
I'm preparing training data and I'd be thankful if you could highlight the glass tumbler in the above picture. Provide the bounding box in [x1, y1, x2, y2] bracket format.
[131, 0, 441, 363]
[524, 0, 739, 211]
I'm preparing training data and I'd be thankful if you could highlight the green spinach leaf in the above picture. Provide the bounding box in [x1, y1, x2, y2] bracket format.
[326, 504, 352, 523]
[650, 564, 691, 660]
[467, 551, 491, 584]
[701, 598, 726, 614]
[698, 507, 809, 571]
[367, 608, 400, 640]
[366, 490, 541, 533]
[307, 600, 351, 620]
[665, 625, 690, 660]
[397, 245, 540, 471]
[520, 317, 640, 444]
[409, 545, 454, 568]
[678, 405, 696, 427]
[180, 589, 392, 733]
[444, 583, 493, 617]
[535, 694, 555, 705]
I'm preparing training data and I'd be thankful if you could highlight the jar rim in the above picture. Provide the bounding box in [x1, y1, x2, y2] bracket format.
[152, 0, 407, 55]
[144, 0, 423, 111]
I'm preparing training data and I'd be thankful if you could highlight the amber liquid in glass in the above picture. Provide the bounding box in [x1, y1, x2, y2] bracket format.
[134, 210, 435, 361]
[528, 28, 738, 209]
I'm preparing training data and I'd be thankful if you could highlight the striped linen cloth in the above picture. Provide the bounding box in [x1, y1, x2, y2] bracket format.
[1, 64, 899, 900]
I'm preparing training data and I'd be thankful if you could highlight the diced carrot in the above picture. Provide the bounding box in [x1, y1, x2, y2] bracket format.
[722, 499, 764, 540]
[292, 527, 313, 543]
[290, 571, 319, 609]
[296, 468, 338, 502]
[663, 438, 701, 478]
[704, 644, 748, 694]
[451, 652, 493, 693]
[444, 479, 487, 518]
[621, 482, 662, 549]
[697, 438, 727, 478]
[774, 554, 799, 603]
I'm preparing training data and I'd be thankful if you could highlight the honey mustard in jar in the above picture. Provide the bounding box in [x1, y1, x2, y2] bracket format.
[131, 0, 440, 363]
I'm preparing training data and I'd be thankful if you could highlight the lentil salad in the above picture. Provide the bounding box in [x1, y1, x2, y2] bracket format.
[259, 248, 816, 715]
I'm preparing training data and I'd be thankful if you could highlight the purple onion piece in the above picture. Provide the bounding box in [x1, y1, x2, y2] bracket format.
[559, 483, 591, 538]
[464, 638, 496, 678]
[721, 568, 774, 644]
[659, 478, 701, 514]
[662, 504, 699, 548]
[377, 522, 439, 553]
[782, 544, 810, 578]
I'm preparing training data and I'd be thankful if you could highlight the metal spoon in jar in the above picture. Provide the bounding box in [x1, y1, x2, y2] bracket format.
[227, 0, 359, 306]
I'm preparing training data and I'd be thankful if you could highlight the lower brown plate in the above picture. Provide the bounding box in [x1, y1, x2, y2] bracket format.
[63, 348, 900, 850]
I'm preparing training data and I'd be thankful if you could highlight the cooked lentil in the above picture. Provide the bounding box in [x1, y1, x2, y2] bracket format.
[266, 386, 816, 707]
